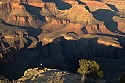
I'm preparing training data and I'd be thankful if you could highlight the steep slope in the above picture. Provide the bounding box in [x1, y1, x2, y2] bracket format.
[81, 0, 111, 12]
[5, 4, 43, 28]
[0, 19, 30, 67]
[113, 16, 125, 32]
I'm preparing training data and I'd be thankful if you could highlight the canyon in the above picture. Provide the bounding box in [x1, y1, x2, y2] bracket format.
[0, 0, 125, 82]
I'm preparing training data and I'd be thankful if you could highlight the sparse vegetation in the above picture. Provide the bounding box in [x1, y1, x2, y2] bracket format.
[47, 72, 65, 83]
[0, 75, 10, 83]
[77, 59, 103, 79]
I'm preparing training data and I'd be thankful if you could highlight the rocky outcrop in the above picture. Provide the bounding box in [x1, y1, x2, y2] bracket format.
[28, 3, 44, 8]
[81, 0, 111, 12]
[0, 20, 29, 58]
[45, 16, 70, 24]
[63, 0, 79, 5]
[40, 21, 113, 45]
[0, 35, 29, 67]
[0, 36, 28, 60]
[41, 2, 59, 16]
[102, 0, 125, 11]
[56, 5, 95, 24]
[41, 3, 98, 30]
[0, 2, 11, 18]
[113, 16, 125, 32]
[0, 2, 11, 10]
[4, 4, 43, 27]
[5, 15, 42, 27]
[9, 0, 43, 3]
[85, 22, 112, 34]
[11, 3, 25, 10]
[98, 36, 122, 48]
[17, 67, 81, 82]
[1, 0, 44, 27]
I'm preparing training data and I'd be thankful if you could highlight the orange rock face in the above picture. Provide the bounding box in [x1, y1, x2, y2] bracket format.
[28, 3, 44, 7]
[63, 0, 79, 5]
[81, 0, 111, 11]
[5, 15, 42, 27]
[0, 2, 11, 9]
[113, 16, 125, 33]
[11, 3, 24, 10]
[9, 0, 42, 3]
[4, 1, 43, 27]
[85, 23, 112, 34]
[102, 0, 125, 11]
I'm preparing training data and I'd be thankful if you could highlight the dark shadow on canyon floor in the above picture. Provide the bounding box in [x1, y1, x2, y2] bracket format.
[0, 20, 38, 48]
[106, 4, 119, 12]
[42, 0, 72, 10]
[1, 20, 42, 39]
[0, 37, 125, 80]
[19, 26, 41, 38]
[24, 4, 45, 22]
[76, 0, 86, 5]
[92, 9, 125, 35]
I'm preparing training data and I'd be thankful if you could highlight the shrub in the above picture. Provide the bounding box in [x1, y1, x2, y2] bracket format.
[77, 59, 103, 79]
[47, 72, 65, 83]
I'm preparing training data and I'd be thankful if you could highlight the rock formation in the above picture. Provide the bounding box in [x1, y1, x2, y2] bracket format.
[5, 4, 43, 27]
[0, 0, 125, 81]
[16, 67, 81, 82]
[81, 0, 111, 12]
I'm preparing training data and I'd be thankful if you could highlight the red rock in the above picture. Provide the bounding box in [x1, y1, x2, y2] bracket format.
[81, 0, 111, 11]
[86, 23, 112, 34]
